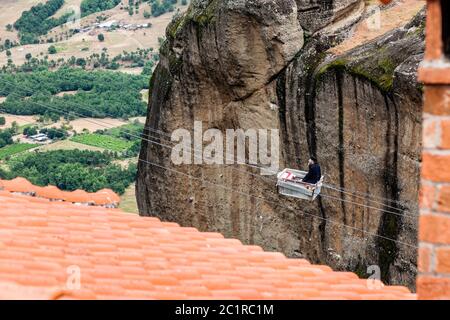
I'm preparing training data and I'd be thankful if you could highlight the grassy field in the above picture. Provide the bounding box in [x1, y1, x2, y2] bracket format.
[71, 133, 133, 152]
[119, 184, 139, 214]
[0, 143, 38, 160]
[36, 139, 105, 152]
[141, 89, 149, 103]
[106, 122, 144, 138]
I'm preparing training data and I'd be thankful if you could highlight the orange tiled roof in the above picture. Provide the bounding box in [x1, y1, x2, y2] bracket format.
[0, 178, 119, 207]
[0, 180, 416, 300]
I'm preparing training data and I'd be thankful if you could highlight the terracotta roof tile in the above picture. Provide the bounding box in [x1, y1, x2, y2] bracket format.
[0, 178, 119, 207]
[35, 185, 65, 200]
[0, 181, 416, 300]
[2, 177, 36, 193]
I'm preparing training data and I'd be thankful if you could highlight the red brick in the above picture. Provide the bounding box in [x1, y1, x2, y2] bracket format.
[436, 247, 450, 274]
[418, 246, 432, 273]
[424, 0, 443, 61]
[417, 247, 431, 272]
[419, 68, 450, 85]
[419, 184, 436, 209]
[422, 119, 439, 149]
[422, 153, 450, 182]
[423, 86, 450, 115]
[441, 120, 450, 149]
[419, 214, 450, 244]
[417, 276, 450, 300]
[438, 186, 450, 213]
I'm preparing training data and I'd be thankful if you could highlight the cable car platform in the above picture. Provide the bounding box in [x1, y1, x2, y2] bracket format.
[276, 168, 324, 201]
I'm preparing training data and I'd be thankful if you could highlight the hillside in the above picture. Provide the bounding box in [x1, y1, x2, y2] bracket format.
[0, 0, 189, 203]
[0, 1, 188, 73]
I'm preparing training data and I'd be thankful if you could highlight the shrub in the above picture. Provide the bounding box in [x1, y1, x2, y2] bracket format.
[48, 45, 57, 54]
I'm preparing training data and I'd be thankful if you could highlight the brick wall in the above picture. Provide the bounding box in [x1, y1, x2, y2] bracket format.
[417, 0, 450, 300]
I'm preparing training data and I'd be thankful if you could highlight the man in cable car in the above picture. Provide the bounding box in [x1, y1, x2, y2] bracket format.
[301, 157, 322, 185]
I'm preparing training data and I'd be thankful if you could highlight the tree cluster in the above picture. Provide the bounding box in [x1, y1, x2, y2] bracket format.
[0, 128, 14, 148]
[13, 0, 71, 44]
[80, 0, 121, 17]
[0, 67, 149, 119]
[6, 149, 137, 194]
[148, 0, 177, 17]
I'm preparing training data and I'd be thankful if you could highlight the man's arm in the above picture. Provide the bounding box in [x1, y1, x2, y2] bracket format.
[302, 170, 313, 183]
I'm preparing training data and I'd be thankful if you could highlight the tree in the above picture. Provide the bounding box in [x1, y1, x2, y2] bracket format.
[4, 39, 12, 49]
[6, 50, 11, 57]
[6, 24, 13, 32]
[75, 58, 86, 67]
[97, 33, 105, 42]
[48, 45, 57, 54]
[25, 53, 32, 60]
[0, 117, 5, 126]
[11, 121, 18, 133]
[23, 126, 38, 137]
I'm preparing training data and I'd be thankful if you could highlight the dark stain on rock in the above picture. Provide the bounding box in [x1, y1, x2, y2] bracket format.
[377, 96, 402, 284]
[336, 70, 347, 225]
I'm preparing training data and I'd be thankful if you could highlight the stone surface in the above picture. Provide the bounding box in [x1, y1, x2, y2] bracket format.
[137, 1, 425, 290]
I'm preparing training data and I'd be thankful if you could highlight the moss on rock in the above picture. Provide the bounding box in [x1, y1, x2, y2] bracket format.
[315, 51, 398, 93]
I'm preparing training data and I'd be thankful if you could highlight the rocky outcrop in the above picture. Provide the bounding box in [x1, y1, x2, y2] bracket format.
[137, 0, 425, 290]
[296, 0, 362, 33]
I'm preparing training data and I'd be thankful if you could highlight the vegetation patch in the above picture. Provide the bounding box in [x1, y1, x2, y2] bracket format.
[316, 54, 398, 93]
[104, 122, 144, 139]
[80, 0, 121, 17]
[13, 0, 72, 44]
[0, 143, 38, 160]
[0, 67, 149, 119]
[3, 149, 136, 194]
[119, 184, 139, 214]
[71, 134, 134, 152]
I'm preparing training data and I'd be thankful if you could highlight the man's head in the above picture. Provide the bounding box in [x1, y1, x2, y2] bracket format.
[308, 157, 317, 166]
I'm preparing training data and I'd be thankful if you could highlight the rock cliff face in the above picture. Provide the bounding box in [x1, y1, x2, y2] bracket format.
[136, 0, 425, 290]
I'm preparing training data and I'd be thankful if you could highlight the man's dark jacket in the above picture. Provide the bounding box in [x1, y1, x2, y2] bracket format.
[302, 164, 322, 184]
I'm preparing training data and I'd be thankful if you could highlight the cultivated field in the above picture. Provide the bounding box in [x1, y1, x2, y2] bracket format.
[71, 133, 133, 152]
[49, 117, 127, 133]
[0, 113, 37, 129]
[36, 139, 105, 152]
[0, 143, 38, 160]
[0, 114, 131, 133]
[53, 0, 83, 19]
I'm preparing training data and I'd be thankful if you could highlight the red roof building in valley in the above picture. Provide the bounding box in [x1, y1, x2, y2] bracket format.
[0, 177, 415, 300]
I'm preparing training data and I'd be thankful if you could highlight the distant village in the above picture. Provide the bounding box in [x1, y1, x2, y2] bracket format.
[75, 20, 151, 34]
